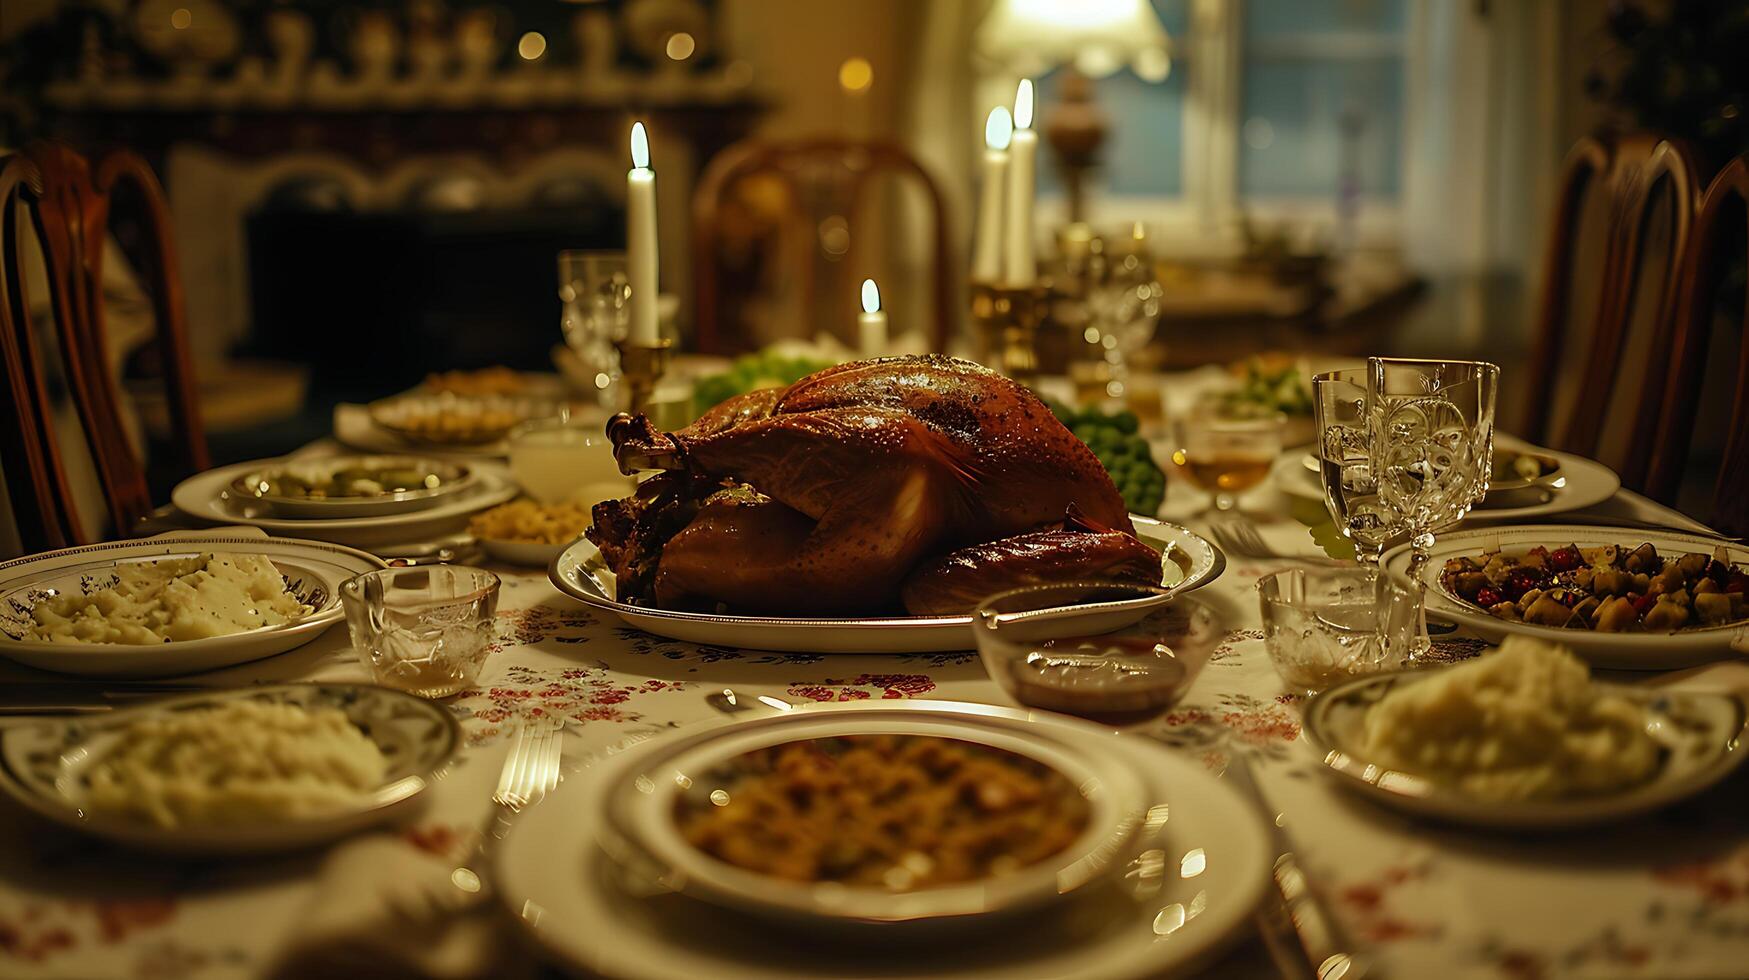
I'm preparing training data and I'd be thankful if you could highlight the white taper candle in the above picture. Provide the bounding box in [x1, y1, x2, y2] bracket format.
[627, 121, 660, 345]
[1003, 79, 1037, 286]
[972, 106, 1012, 283]
[858, 278, 887, 357]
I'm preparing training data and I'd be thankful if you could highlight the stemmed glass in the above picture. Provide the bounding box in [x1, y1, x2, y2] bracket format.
[558, 250, 630, 407]
[1312, 368, 1397, 565]
[1367, 357, 1499, 582]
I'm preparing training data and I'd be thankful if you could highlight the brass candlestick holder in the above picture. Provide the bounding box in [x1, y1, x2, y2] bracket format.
[986, 283, 1051, 386]
[614, 337, 674, 416]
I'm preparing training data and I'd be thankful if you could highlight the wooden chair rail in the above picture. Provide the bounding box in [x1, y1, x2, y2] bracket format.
[1524, 137, 1609, 444]
[692, 137, 953, 356]
[0, 141, 207, 553]
[1648, 155, 1749, 534]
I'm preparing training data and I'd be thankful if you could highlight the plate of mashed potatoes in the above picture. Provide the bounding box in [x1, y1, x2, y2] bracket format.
[0, 684, 460, 853]
[1302, 637, 1749, 829]
[0, 534, 383, 678]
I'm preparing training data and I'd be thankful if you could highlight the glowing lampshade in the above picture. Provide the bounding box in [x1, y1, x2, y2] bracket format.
[976, 0, 1171, 81]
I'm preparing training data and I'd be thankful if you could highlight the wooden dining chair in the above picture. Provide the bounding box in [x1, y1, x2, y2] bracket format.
[1523, 134, 1703, 490]
[691, 137, 953, 355]
[1646, 155, 1749, 535]
[0, 140, 208, 553]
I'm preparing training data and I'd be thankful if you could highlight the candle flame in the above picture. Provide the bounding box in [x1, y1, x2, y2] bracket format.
[984, 106, 1013, 151]
[630, 121, 650, 170]
[1013, 79, 1035, 130]
[861, 278, 881, 314]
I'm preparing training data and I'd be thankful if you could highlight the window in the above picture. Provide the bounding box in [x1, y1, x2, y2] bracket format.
[1022, 0, 1412, 242]
[1239, 0, 1407, 199]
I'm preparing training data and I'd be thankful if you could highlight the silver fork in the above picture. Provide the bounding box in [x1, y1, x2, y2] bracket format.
[493, 716, 565, 812]
[413, 716, 565, 917]
[1211, 518, 1342, 564]
[1209, 519, 1284, 560]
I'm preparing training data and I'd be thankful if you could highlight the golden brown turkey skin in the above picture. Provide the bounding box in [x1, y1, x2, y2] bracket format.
[899, 528, 1163, 615]
[593, 355, 1151, 615]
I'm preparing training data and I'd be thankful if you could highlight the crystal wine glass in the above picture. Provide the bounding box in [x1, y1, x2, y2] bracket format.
[1366, 357, 1499, 582]
[558, 250, 630, 408]
[1312, 368, 1398, 565]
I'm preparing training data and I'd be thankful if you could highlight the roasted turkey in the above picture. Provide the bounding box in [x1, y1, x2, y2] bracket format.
[587, 355, 1161, 616]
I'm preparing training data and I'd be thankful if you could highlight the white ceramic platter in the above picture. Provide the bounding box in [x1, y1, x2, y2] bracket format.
[1303, 671, 1749, 829]
[1384, 524, 1749, 669]
[1272, 436, 1621, 522]
[600, 702, 1150, 927]
[495, 700, 1269, 980]
[0, 535, 383, 678]
[548, 516, 1225, 654]
[0, 684, 460, 854]
[173, 458, 518, 549]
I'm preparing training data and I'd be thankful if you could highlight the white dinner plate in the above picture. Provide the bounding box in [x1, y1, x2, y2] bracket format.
[598, 700, 1151, 928]
[0, 684, 460, 854]
[548, 516, 1225, 654]
[1271, 436, 1621, 523]
[1303, 671, 1749, 829]
[1383, 525, 1749, 669]
[495, 700, 1269, 980]
[0, 534, 383, 678]
[173, 458, 519, 549]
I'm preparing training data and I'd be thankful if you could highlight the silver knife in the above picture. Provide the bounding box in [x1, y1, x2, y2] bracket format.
[0, 683, 206, 716]
[1224, 748, 1370, 980]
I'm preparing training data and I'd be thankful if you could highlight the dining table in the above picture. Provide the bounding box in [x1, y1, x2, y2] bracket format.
[1, 368, 1746, 980]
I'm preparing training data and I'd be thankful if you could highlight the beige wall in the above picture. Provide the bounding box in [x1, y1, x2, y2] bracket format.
[719, 0, 924, 141]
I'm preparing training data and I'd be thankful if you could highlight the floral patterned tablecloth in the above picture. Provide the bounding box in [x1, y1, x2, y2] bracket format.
[0, 479, 1745, 980]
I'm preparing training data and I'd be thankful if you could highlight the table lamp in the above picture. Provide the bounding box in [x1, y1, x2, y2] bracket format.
[976, 0, 1172, 222]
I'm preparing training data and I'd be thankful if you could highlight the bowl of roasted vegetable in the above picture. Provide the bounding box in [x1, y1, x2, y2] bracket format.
[1386, 525, 1749, 669]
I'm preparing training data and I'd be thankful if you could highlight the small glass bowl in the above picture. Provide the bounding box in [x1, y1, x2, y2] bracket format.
[507, 414, 631, 506]
[340, 566, 501, 699]
[1255, 566, 1425, 696]
[973, 582, 1190, 729]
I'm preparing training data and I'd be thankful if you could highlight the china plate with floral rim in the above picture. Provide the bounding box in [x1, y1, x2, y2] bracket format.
[494, 700, 1270, 980]
[0, 684, 461, 854]
[547, 516, 1225, 654]
[1383, 525, 1749, 669]
[1302, 670, 1749, 830]
[0, 535, 384, 678]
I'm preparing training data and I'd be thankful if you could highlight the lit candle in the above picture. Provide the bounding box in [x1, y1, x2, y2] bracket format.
[972, 106, 1012, 283]
[858, 278, 887, 357]
[1003, 79, 1037, 286]
[627, 120, 659, 345]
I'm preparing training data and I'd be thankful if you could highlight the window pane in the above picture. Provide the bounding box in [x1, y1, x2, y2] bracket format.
[1037, 0, 1188, 199]
[1245, 0, 1406, 41]
[1240, 0, 1405, 199]
[1240, 58, 1402, 197]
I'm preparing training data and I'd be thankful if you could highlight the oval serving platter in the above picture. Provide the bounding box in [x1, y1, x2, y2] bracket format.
[173, 459, 518, 549]
[0, 683, 461, 854]
[1302, 670, 1749, 830]
[0, 535, 384, 678]
[1384, 524, 1749, 669]
[229, 454, 476, 519]
[548, 516, 1225, 653]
